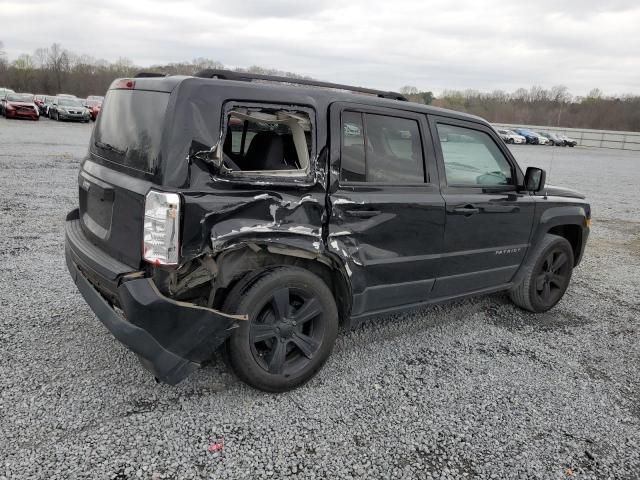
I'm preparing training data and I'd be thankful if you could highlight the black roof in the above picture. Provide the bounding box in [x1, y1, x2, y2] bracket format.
[193, 69, 408, 101]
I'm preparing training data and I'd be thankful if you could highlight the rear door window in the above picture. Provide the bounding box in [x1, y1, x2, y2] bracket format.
[340, 112, 424, 183]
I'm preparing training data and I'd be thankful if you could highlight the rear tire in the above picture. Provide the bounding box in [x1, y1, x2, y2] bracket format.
[223, 266, 339, 392]
[510, 234, 574, 313]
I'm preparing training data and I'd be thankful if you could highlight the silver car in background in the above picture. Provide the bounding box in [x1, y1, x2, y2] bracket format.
[497, 128, 526, 144]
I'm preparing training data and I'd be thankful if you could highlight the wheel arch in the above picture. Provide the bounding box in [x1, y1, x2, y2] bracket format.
[212, 241, 353, 326]
[536, 205, 589, 267]
[547, 224, 583, 265]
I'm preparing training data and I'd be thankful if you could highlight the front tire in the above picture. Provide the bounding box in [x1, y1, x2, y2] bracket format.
[224, 266, 339, 392]
[510, 234, 574, 313]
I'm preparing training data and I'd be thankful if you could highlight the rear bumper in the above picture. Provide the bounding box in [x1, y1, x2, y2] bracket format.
[65, 209, 238, 385]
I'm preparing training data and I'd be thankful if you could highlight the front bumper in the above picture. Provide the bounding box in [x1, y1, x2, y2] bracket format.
[6, 110, 38, 120]
[65, 209, 238, 385]
[58, 111, 89, 121]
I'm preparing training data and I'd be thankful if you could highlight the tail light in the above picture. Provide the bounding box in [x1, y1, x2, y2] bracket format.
[114, 78, 136, 89]
[143, 190, 181, 266]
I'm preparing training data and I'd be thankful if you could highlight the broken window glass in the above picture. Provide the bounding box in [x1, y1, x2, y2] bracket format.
[222, 107, 312, 173]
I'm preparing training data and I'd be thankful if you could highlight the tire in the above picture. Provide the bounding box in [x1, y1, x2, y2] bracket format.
[507, 138, 514, 144]
[510, 234, 574, 313]
[224, 266, 339, 392]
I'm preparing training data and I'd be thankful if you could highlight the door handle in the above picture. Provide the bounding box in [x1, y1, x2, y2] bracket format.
[451, 205, 480, 216]
[345, 209, 381, 218]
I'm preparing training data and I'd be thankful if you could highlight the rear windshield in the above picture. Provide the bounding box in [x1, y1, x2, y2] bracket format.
[93, 90, 169, 173]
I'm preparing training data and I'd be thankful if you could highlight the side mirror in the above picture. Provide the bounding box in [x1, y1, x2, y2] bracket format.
[523, 167, 546, 192]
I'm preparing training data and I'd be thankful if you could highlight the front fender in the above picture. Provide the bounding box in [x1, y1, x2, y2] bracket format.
[526, 202, 589, 265]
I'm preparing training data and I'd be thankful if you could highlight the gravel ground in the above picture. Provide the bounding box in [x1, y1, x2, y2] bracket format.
[1, 117, 639, 480]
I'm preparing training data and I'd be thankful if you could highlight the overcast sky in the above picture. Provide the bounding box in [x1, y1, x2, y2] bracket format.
[2, 0, 639, 95]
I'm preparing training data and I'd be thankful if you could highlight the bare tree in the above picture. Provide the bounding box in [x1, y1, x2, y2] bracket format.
[46, 43, 70, 92]
[400, 85, 419, 95]
[587, 88, 604, 99]
[0, 41, 7, 71]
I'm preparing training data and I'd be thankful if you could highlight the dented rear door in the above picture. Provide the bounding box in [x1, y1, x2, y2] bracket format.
[327, 102, 445, 317]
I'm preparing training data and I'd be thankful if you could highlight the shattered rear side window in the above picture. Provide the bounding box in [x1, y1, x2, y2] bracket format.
[222, 106, 312, 174]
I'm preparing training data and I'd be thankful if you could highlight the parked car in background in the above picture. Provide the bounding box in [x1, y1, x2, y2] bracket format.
[49, 96, 91, 122]
[57, 93, 77, 98]
[86, 95, 104, 103]
[0, 88, 16, 115]
[83, 98, 103, 121]
[42, 96, 56, 117]
[514, 128, 548, 145]
[34, 94, 47, 113]
[2, 93, 39, 120]
[539, 132, 566, 146]
[497, 129, 526, 144]
[561, 134, 578, 147]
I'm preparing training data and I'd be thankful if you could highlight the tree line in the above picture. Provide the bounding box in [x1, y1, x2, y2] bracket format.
[1, 42, 639, 131]
[429, 87, 640, 132]
[0, 42, 309, 99]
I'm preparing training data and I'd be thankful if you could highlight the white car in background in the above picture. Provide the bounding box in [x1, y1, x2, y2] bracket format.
[497, 129, 526, 144]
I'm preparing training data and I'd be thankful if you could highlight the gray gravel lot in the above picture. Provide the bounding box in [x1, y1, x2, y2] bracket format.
[1, 117, 639, 480]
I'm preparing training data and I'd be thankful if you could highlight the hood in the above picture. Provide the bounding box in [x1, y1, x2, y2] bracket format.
[543, 184, 585, 199]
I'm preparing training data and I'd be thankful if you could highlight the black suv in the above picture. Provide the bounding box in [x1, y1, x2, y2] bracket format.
[65, 70, 590, 392]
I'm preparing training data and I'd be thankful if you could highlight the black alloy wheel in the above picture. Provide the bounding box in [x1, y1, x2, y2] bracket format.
[510, 234, 575, 313]
[249, 286, 324, 376]
[533, 248, 571, 308]
[224, 266, 338, 392]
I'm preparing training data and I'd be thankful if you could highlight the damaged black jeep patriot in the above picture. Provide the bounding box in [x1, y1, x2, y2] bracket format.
[65, 69, 590, 392]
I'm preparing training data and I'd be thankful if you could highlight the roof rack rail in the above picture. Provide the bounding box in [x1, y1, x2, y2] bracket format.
[134, 72, 168, 78]
[194, 69, 407, 101]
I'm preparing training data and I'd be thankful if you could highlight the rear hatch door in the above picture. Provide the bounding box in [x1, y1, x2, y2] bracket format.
[79, 87, 170, 269]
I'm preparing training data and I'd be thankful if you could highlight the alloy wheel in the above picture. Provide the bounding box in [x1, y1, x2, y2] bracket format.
[534, 249, 571, 307]
[249, 286, 325, 376]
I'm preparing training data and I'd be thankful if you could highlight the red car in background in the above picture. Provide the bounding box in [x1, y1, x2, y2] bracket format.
[84, 98, 103, 121]
[2, 93, 39, 120]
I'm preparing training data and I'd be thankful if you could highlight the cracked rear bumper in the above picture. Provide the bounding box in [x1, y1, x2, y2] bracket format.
[65, 209, 237, 385]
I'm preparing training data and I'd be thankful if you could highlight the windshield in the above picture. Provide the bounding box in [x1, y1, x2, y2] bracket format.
[92, 89, 169, 173]
[85, 100, 102, 107]
[58, 98, 83, 107]
[7, 94, 34, 102]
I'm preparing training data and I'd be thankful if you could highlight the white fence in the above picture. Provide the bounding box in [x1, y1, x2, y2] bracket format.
[493, 123, 640, 151]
